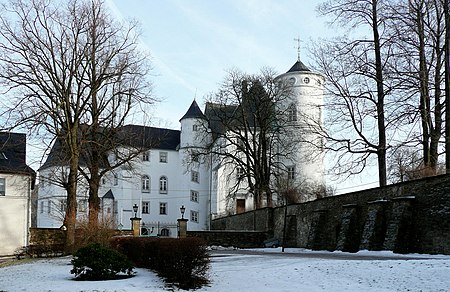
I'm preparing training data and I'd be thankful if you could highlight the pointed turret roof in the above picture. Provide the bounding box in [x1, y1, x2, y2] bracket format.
[287, 60, 310, 73]
[103, 189, 115, 199]
[179, 100, 206, 121]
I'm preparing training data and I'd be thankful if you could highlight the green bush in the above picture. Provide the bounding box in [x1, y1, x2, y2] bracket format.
[110, 237, 209, 289]
[151, 238, 210, 289]
[110, 236, 157, 268]
[71, 243, 134, 280]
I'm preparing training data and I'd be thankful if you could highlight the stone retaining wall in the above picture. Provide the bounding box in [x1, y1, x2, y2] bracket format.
[211, 174, 450, 254]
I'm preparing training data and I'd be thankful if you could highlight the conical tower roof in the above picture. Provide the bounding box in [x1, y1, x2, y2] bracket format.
[286, 60, 310, 73]
[179, 100, 206, 121]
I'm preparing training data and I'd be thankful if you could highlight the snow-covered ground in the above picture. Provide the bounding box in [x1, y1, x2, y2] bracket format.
[1, 248, 450, 291]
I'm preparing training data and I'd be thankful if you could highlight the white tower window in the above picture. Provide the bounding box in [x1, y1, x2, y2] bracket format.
[287, 166, 296, 180]
[288, 104, 297, 122]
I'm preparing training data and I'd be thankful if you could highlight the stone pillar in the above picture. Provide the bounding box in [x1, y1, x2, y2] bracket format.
[177, 218, 188, 238]
[383, 196, 415, 253]
[336, 204, 359, 252]
[130, 217, 141, 237]
[306, 209, 328, 250]
[359, 199, 388, 251]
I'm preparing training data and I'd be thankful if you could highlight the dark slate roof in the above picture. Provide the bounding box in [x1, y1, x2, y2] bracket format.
[120, 125, 180, 150]
[102, 189, 114, 199]
[179, 100, 206, 121]
[204, 102, 237, 139]
[287, 60, 310, 73]
[0, 132, 36, 183]
[204, 81, 274, 139]
[40, 125, 181, 170]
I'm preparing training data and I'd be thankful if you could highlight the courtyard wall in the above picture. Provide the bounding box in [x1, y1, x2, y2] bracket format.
[210, 174, 450, 254]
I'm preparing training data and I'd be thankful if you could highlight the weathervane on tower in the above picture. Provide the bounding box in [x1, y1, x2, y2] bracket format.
[294, 36, 302, 61]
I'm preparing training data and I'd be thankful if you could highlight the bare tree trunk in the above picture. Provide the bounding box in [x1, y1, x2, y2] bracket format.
[63, 129, 80, 253]
[88, 170, 101, 228]
[445, 0, 450, 173]
[372, 0, 387, 186]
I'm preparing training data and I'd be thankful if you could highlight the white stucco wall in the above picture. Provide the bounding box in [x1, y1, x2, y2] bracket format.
[0, 174, 32, 256]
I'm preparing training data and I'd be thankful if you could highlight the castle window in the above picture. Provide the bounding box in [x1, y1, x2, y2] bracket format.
[142, 201, 149, 214]
[78, 199, 87, 212]
[191, 210, 199, 223]
[193, 124, 198, 131]
[237, 167, 244, 179]
[191, 171, 199, 183]
[159, 152, 168, 163]
[191, 190, 199, 202]
[142, 151, 149, 161]
[0, 178, 5, 196]
[159, 176, 168, 193]
[59, 199, 66, 213]
[287, 166, 296, 180]
[288, 104, 297, 122]
[236, 137, 244, 149]
[159, 202, 167, 215]
[160, 228, 170, 236]
[142, 175, 150, 192]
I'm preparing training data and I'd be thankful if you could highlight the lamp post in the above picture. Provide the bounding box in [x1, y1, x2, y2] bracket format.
[177, 205, 188, 238]
[130, 204, 141, 237]
[180, 205, 186, 219]
[133, 204, 138, 218]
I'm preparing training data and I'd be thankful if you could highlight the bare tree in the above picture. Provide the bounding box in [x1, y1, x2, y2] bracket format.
[0, 0, 153, 249]
[388, 147, 445, 183]
[312, 0, 398, 187]
[200, 68, 313, 209]
[75, 0, 154, 228]
[387, 0, 445, 172]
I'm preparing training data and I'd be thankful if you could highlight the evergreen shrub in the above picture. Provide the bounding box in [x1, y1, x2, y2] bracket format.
[110, 236, 210, 289]
[71, 243, 134, 280]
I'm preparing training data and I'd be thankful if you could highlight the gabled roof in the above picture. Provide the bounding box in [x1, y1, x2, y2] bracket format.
[102, 189, 114, 199]
[179, 100, 206, 121]
[0, 132, 36, 184]
[287, 60, 310, 73]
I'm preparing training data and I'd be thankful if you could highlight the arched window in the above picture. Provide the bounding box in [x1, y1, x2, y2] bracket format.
[287, 104, 297, 122]
[159, 176, 168, 193]
[160, 228, 170, 237]
[142, 175, 150, 192]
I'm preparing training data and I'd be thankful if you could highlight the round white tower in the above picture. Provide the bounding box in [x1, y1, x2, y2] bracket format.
[275, 60, 325, 198]
[179, 100, 211, 230]
[179, 100, 209, 149]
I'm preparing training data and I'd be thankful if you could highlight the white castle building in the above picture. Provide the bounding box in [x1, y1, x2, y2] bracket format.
[36, 59, 325, 236]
